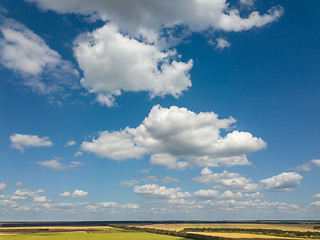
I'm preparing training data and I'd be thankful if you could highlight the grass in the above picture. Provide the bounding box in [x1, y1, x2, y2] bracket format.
[0, 227, 188, 240]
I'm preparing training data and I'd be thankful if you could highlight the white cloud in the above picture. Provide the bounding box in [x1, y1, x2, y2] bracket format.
[215, 38, 231, 50]
[194, 189, 220, 199]
[0, 16, 78, 94]
[59, 192, 71, 197]
[193, 168, 259, 192]
[10, 188, 45, 201]
[33, 196, 47, 202]
[74, 23, 193, 107]
[88, 202, 139, 210]
[311, 159, 320, 167]
[294, 163, 312, 172]
[81, 129, 146, 160]
[260, 172, 303, 192]
[10, 133, 53, 152]
[313, 193, 320, 199]
[150, 153, 190, 170]
[37, 158, 82, 170]
[26, 0, 282, 34]
[120, 179, 139, 187]
[134, 184, 191, 199]
[0, 183, 6, 193]
[220, 190, 243, 199]
[37, 158, 64, 170]
[310, 201, 320, 207]
[71, 190, 88, 198]
[66, 140, 76, 147]
[81, 105, 266, 169]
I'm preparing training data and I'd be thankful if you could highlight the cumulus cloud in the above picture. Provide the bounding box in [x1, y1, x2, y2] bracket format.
[194, 189, 220, 199]
[71, 190, 88, 198]
[193, 167, 259, 192]
[87, 202, 139, 211]
[10, 188, 46, 202]
[59, 192, 71, 197]
[0, 16, 78, 94]
[74, 23, 193, 107]
[215, 38, 231, 50]
[26, 0, 283, 34]
[10, 133, 53, 152]
[260, 172, 303, 192]
[81, 105, 266, 169]
[37, 157, 82, 170]
[134, 184, 191, 199]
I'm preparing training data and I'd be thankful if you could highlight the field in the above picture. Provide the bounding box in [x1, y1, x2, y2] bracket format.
[188, 232, 312, 240]
[135, 223, 320, 232]
[0, 227, 188, 240]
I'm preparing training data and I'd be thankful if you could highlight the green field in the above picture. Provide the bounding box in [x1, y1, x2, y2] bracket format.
[0, 228, 188, 240]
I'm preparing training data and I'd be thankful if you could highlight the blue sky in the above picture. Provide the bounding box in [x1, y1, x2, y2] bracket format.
[0, 0, 319, 221]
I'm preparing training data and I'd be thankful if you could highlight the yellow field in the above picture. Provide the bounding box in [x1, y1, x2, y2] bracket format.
[136, 223, 320, 232]
[189, 232, 314, 240]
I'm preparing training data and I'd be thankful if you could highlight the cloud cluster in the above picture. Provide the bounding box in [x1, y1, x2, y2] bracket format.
[10, 188, 46, 202]
[10, 133, 53, 152]
[0, 16, 78, 94]
[25, 0, 282, 106]
[134, 184, 191, 199]
[260, 172, 303, 192]
[81, 105, 266, 169]
[87, 202, 139, 210]
[193, 168, 259, 192]
[59, 190, 88, 198]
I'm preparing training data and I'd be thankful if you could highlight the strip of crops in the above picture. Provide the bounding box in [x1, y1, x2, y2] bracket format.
[182, 228, 320, 239]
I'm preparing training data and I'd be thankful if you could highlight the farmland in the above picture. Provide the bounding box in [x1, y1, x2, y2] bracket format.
[1, 222, 320, 240]
[0, 226, 188, 240]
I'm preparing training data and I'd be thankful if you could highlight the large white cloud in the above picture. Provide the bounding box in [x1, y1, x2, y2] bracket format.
[10, 133, 53, 152]
[81, 105, 266, 169]
[134, 184, 191, 199]
[193, 167, 259, 192]
[0, 16, 78, 94]
[25, 0, 283, 34]
[74, 23, 193, 107]
[260, 172, 303, 192]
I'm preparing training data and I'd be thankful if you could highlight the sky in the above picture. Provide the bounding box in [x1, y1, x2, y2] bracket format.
[0, 0, 319, 221]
